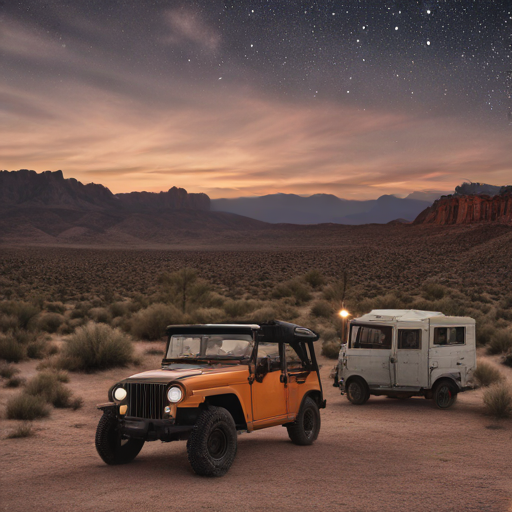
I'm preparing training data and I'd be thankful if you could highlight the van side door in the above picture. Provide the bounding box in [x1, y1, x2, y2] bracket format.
[395, 325, 428, 388]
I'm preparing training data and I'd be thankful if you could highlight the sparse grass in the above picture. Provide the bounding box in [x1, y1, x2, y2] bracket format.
[6, 393, 51, 420]
[59, 321, 135, 371]
[472, 359, 503, 387]
[6, 422, 34, 439]
[483, 382, 512, 419]
[487, 329, 512, 355]
[24, 371, 73, 408]
[131, 303, 184, 341]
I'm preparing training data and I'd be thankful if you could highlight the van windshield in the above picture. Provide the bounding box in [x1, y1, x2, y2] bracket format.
[166, 334, 254, 360]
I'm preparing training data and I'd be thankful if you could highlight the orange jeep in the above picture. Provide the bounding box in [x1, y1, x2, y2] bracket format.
[95, 321, 325, 476]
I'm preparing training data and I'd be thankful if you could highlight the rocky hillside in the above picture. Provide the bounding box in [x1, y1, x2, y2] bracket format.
[0, 170, 210, 212]
[414, 188, 512, 225]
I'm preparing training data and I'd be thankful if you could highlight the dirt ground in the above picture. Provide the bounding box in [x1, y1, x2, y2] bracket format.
[1, 344, 511, 512]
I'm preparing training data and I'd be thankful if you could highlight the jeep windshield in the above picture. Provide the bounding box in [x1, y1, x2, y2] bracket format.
[165, 334, 254, 361]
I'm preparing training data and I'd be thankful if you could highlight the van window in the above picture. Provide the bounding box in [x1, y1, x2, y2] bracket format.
[350, 325, 392, 349]
[398, 329, 421, 350]
[434, 327, 465, 346]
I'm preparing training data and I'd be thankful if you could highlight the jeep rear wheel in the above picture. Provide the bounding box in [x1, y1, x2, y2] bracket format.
[433, 381, 458, 409]
[287, 397, 321, 446]
[187, 406, 237, 477]
[95, 412, 144, 465]
[346, 378, 370, 405]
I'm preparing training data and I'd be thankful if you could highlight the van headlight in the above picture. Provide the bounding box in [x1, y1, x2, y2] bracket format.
[113, 387, 127, 401]
[167, 386, 183, 403]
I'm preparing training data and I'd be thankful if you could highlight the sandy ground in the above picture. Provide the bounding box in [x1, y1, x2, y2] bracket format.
[1, 345, 511, 512]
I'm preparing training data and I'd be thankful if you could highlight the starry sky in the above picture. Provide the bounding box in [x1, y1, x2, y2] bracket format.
[1, 0, 511, 199]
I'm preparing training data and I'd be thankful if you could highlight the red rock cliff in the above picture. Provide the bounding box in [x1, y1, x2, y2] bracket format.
[413, 192, 512, 225]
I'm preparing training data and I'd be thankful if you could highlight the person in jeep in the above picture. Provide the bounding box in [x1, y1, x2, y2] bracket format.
[95, 321, 325, 477]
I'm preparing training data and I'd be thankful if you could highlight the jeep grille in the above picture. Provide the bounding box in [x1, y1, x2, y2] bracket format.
[126, 382, 167, 420]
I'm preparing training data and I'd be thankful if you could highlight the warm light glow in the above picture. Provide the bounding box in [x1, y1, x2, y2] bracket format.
[339, 309, 350, 318]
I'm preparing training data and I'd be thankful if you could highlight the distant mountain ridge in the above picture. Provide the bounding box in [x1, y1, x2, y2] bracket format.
[0, 169, 209, 212]
[211, 192, 436, 225]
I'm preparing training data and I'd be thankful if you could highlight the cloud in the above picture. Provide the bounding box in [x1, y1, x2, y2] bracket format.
[162, 9, 221, 52]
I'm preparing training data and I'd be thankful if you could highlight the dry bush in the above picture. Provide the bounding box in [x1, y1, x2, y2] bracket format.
[487, 329, 512, 355]
[318, 327, 338, 342]
[0, 314, 18, 332]
[322, 281, 346, 303]
[6, 393, 51, 420]
[223, 299, 257, 318]
[422, 282, 446, 301]
[303, 269, 326, 289]
[503, 353, 512, 368]
[310, 300, 333, 319]
[158, 268, 211, 313]
[88, 307, 112, 324]
[46, 302, 66, 314]
[247, 306, 276, 323]
[0, 364, 20, 379]
[0, 301, 40, 330]
[109, 301, 130, 318]
[6, 422, 34, 439]
[0, 333, 26, 362]
[272, 279, 311, 305]
[24, 371, 74, 408]
[190, 308, 224, 324]
[476, 322, 496, 347]
[38, 313, 65, 333]
[59, 322, 135, 371]
[472, 359, 504, 387]
[131, 303, 185, 341]
[483, 382, 512, 419]
[321, 340, 340, 359]
[4, 376, 26, 388]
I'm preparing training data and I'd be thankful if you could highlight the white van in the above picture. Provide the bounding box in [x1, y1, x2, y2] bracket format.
[332, 309, 476, 408]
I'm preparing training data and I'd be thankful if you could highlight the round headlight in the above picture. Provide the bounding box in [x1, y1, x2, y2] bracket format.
[114, 387, 127, 401]
[167, 386, 183, 403]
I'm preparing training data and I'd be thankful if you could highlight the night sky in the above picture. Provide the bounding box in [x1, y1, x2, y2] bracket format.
[1, 1, 511, 199]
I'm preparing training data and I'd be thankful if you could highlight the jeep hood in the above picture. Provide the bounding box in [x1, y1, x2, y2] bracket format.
[125, 368, 203, 383]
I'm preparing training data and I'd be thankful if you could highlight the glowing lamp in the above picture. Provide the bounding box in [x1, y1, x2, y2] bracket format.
[339, 309, 349, 318]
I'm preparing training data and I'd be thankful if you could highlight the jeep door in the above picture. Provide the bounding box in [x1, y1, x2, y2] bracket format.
[284, 342, 314, 415]
[346, 324, 393, 387]
[394, 325, 428, 387]
[251, 341, 288, 427]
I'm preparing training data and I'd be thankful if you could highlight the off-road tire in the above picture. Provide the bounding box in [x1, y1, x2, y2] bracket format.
[95, 412, 144, 465]
[346, 378, 370, 405]
[187, 406, 237, 477]
[287, 396, 321, 445]
[433, 381, 458, 409]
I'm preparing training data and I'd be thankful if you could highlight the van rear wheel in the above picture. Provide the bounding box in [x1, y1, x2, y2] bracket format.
[433, 381, 458, 409]
[346, 378, 369, 405]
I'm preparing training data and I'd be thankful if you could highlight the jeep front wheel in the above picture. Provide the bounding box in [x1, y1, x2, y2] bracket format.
[95, 412, 144, 465]
[287, 397, 321, 446]
[187, 406, 237, 477]
[346, 378, 370, 405]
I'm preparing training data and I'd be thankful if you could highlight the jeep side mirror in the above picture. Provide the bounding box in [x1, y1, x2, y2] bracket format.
[255, 357, 271, 382]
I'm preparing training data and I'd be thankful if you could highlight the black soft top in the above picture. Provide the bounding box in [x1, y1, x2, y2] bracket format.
[165, 320, 319, 343]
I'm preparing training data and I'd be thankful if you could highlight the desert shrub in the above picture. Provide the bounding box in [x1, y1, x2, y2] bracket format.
[321, 340, 340, 359]
[223, 300, 257, 318]
[319, 327, 338, 342]
[322, 281, 347, 303]
[26, 338, 49, 359]
[310, 300, 333, 319]
[131, 303, 185, 341]
[501, 294, 512, 309]
[0, 314, 18, 332]
[190, 308, 224, 324]
[46, 302, 66, 314]
[38, 313, 65, 333]
[88, 307, 112, 324]
[6, 393, 51, 420]
[109, 302, 130, 318]
[472, 359, 504, 387]
[496, 308, 512, 321]
[274, 303, 300, 321]
[59, 322, 135, 371]
[503, 354, 512, 368]
[248, 307, 276, 323]
[303, 269, 326, 289]
[24, 371, 72, 408]
[487, 329, 512, 355]
[0, 364, 20, 379]
[0, 301, 41, 330]
[476, 322, 496, 347]
[422, 283, 446, 301]
[5, 376, 25, 388]
[159, 268, 211, 312]
[0, 334, 26, 362]
[6, 422, 34, 439]
[483, 382, 512, 419]
[272, 279, 311, 305]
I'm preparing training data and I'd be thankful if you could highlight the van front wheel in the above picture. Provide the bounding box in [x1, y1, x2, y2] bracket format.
[433, 381, 458, 409]
[346, 378, 369, 405]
